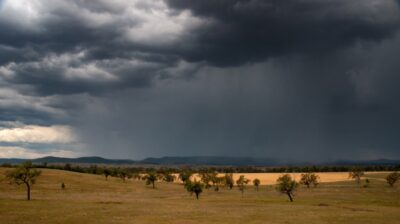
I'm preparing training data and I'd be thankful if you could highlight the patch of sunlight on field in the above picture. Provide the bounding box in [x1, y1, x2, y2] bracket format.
[177, 172, 390, 185]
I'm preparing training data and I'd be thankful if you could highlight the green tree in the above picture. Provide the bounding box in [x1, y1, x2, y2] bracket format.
[209, 173, 221, 190]
[276, 174, 298, 202]
[117, 169, 132, 182]
[386, 172, 400, 187]
[5, 161, 41, 200]
[199, 171, 220, 191]
[199, 171, 213, 189]
[144, 172, 159, 188]
[185, 180, 204, 200]
[103, 168, 112, 180]
[236, 175, 250, 197]
[299, 173, 320, 188]
[349, 167, 364, 184]
[253, 178, 261, 191]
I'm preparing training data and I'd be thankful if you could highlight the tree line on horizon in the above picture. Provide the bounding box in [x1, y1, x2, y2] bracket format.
[1, 161, 399, 174]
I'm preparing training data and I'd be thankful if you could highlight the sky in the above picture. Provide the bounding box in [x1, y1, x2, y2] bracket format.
[0, 0, 400, 161]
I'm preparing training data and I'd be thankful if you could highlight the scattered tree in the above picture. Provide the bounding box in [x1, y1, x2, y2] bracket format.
[103, 168, 112, 180]
[199, 171, 214, 189]
[386, 172, 400, 187]
[253, 178, 261, 191]
[61, 182, 66, 190]
[210, 174, 224, 191]
[199, 171, 222, 191]
[144, 172, 159, 189]
[236, 175, 250, 197]
[5, 161, 41, 200]
[299, 173, 320, 188]
[185, 180, 204, 200]
[276, 174, 298, 202]
[349, 167, 364, 184]
[64, 163, 72, 171]
[117, 169, 132, 182]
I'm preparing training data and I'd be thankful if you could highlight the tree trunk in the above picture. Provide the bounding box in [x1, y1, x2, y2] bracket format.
[195, 192, 199, 200]
[26, 183, 31, 201]
[152, 182, 155, 189]
[287, 192, 293, 202]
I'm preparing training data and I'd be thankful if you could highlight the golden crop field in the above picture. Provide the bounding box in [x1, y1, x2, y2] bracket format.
[0, 168, 399, 224]
[185, 172, 376, 185]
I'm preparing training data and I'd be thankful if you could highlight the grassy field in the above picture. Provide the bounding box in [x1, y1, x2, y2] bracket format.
[0, 168, 399, 224]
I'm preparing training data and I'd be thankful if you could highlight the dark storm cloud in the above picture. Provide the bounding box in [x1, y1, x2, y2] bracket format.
[1, 0, 400, 95]
[0, 0, 185, 95]
[166, 0, 400, 66]
[1, 0, 400, 160]
[74, 49, 400, 160]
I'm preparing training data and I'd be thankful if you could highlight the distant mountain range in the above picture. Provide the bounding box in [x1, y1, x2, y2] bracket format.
[0, 156, 399, 166]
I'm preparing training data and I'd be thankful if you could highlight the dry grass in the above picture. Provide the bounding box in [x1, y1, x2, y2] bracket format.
[0, 168, 399, 224]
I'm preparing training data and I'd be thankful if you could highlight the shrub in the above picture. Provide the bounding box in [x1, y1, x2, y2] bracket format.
[386, 172, 400, 187]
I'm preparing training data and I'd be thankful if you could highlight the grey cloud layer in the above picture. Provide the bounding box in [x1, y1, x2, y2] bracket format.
[166, 0, 400, 65]
[0, 0, 400, 160]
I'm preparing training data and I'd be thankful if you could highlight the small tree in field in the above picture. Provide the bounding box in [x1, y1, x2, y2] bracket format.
[236, 175, 250, 197]
[185, 180, 204, 200]
[299, 173, 320, 188]
[210, 174, 223, 191]
[253, 178, 261, 191]
[6, 161, 41, 200]
[386, 172, 400, 187]
[144, 172, 159, 189]
[199, 171, 214, 189]
[103, 168, 112, 180]
[349, 167, 364, 184]
[276, 174, 298, 202]
[117, 169, 132, 182]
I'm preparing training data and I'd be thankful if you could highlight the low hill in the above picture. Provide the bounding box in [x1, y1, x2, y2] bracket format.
[0, 156, 399, 167]
[0, 156, 136, 165]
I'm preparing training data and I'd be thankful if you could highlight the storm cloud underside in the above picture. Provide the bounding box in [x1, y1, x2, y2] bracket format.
[0, 0, 400, 161]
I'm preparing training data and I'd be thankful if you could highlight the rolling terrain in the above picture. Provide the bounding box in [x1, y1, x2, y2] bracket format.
[0, 168, 399, 224]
